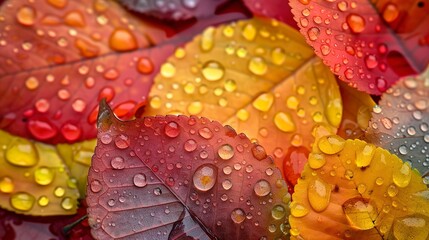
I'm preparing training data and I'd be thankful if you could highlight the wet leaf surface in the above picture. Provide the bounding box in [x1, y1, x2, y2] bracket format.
[290, 130, 429, 239]
[366, 66, 429, 178]
[119, 0, 231, 21]
[243, 0, 298, 29]
[86, 101, 291, 239]
[144, 17, 342, 186]
[289, 0, 429, 95]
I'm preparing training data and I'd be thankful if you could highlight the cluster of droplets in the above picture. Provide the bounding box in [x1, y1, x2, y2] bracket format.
[0, 132, 78, 213]
[290, 134, 428, 238]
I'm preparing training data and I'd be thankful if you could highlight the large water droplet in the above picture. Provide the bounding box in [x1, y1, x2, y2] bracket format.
[254, 179, 271, 197]
[218, 144, 234, 160]
[160, 62, 176, 78]
[0, 177, 14, 193]
[346, 14, 366, 33]
[54, 187, 65, 197]
[290, 202, 309, 217]
[111, 156, 125, 169]
[133, 173, 147, 188]
[383, 3, 399, 23]
[317, 135, 345, 154]
[17, 6, 36, 26]
[251, 144, 267, 160]
[137, 57, 154, 74]
[274, 112, 296, 132]
[61, 197, 73, 210]
[38, 196, 49, 207]
[27, 120, 57, 140]
[308, 153, 326, 169]
[202, 61, 225, 81]
[342, 197, 377, 230]
[198, 127, 213, 139]
[248, 57, 267, 75]
[109, 28, 138, 51]
[115, 134, 130, 149]
[308, 178, 331, 212]
[5, 139, 38, 167]
[184, 139, 197, 152]
[193, 164, 217, 192]
[34, 167, 55, 185]
[10, 192, 35, 211]
[393, 214, 429, 240]
[242, 23, 256, 41]
[200, 27, 215, 52]
[393, 162, 411, 188]
[355, 144, 375, 168]
[231, 208, 246, 224]
[252, 93, 274, 112]
[164, 121, 180, 138]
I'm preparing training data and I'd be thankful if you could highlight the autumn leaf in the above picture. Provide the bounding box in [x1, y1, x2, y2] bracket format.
[289, 0, 429, 95]
[0, 130, 80, 216]
[119, 0, 231, 21]
[366, 66, 429, 177]
[289, 128, 429, 239]
[337, 80, 375, 140]
[242, 0, 298, 29]
[143, 17, 342, 186]
[86, 101, 291, 239]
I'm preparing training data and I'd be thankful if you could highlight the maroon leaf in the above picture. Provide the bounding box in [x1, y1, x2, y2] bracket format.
[86, 101, 291, 239]
[243, 0, 298, 29]
[119, 0, 231, 21]
[289, 0, 429, 95]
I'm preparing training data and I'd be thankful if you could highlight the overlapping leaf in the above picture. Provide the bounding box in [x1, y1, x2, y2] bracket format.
[243, 0, 298, 29]
[289, 0, 429, 95]
[289, 129, 429, 239]
[143, 17, 342, 186]
[366, 66, 429, 177]
[87, 101, 290, 239]
[337, 81, 375, 140]
[0, 130, 80, 216]
[119, 0, 230, 21]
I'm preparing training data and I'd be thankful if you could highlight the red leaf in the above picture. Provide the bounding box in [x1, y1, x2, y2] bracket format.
[289, 0, 429, 95]
[243, 0, 298, 29]
[119, 0, 231, 21]
[87, 101, 290, 239]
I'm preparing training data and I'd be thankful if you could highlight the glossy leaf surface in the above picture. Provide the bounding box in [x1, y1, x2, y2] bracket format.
[243, 0, 297, 29]
[119, 0, 230, 21]
[144, 18, 342, 185]
[290, 131, 429, 239]
[366, 66, 429, 177]
[87, 101, 290, 239]
[289, 0, 429, 95]
[0, 130, 80, 216]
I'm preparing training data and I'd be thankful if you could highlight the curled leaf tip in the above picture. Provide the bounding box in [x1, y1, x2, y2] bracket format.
[97, 99, 116, 131]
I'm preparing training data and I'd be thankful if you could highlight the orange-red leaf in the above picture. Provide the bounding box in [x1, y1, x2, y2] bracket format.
[243, 0, 298, 29]
[86, 101, 291, 239]
[289, 0, 429, 95]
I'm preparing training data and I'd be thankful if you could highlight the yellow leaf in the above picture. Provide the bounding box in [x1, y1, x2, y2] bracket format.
[290, 130, 429, 239]
[144, 18, 342, 182]
[0, 130, 80, 216]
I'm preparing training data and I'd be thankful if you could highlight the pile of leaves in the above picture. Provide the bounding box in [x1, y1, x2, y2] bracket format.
[0, 0, 428, 239]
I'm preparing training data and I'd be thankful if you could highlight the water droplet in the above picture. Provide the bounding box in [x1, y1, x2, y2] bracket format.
[100, 133, 112, 144]
[17, 6, 36, 26]
[290, 202, 309, 217]
[344, 68, 354, 80]
[271, 47, 286, 65]
[27, 120, 57, 140]
[308, 153, 326, 169]
[346, 14, 366, 33]
[271, 205, 286, 220]
[274, 112, 296, 132]
[222, 179, 232, 190]
[254, 179, 271, 197]
[187, 101, 203, 115]
[34, 167, 55, 185]
[393, 162, 411, 188]
[72, 99, 86, 112]
[320, 44, 331, 56]
[248, 57, 267, 75]
[133, 173, 147, 188]
[164, 121, 180, 138]
[231, 208, 246, 224]
[136, 57, 154, 74]
[252, 93, 274, 112]
[307, 27, 320, 41]
[337, 1, 348, 11]
[10, 192, 35, 211]
[0, 177, 14, 193]
[153, 187, 162, 195]
[365, 54, 378, 69]
[317, 135, 345, 154]
[90, 180, 102, 193]
[60, 123, 82, 142]
[242, 23, 256, 41]
[5, 139, 38, 167]
[200, 27, 214, 51]
[54, 187, 65, 197]
[115, 134, 130, 149]
[193, 164, 217, 192]
[198, 127, 213, 139]
[64, 10, 85, 27]
[393, 215, 429, 240]
[201, 61, 224, 81]
[387, 184, 398, 197]
[61, 197, 73, 210]
[38, 196, 49, 207]
[218, 144, 234, 160]
[383, 3, 399, 23]
[109, 28, 138, 51]
[47, 0, 67, 8]
[110, 156, 125, 170]
[251, 144, 267, 160]
[236, 109, 249, 121]
[308, 178, 331, 212]
[25, 76, 39, 90]
[356, 144, 376, 168]
[342, 198, 377, 230]
[184, 139, 197, 152]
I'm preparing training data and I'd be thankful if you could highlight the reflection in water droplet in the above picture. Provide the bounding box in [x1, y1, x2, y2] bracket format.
[346, 14, 366, 33]
[17, 6, 36, 26]
[133, 173, 147, 187]
[115, 134, 130, 149]
[109, 28, 138, 51]
[0, 177, 14, 193]
[308, 178, 331, 212]
[34, 167, 55, 185]
[90, 180, 102, 193]
[218, 144, 234, 160]
[111, 156, 125, 170]
[290, 202, 309, 217]
[165, 121, 180, 138]
[342, 198, 377, 230]
[222, 179, 232, 190]
[198, 127, 213, 139]
[254, 179, 271, 197]
[393, 214, 429, 240]
[355, 144, 375, 167]
[274, 112, 296, 132]
[393, 162, 411, 188]
[271, 205, 286, 220]
[317, 135, 345, 154]
[253, 93, 274, 112]
[193, 164, 217, 192]
[38, 196, 49, 207]
[202, 61, 225, 81]
[10, 192, 35, 211]
[383, 3, 399, 23]
[61, 197, 73, 210]
[248, 57, 268, 75]
[231, 208, 246, 224]
[5, 139, 38, 167]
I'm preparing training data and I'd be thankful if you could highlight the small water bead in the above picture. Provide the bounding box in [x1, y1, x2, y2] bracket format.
[184, 139, 197, 152]
[193, 164, 217, 192]
[35, 99, 50, 113]
[317, 135, 345, 154]
[0, 177, 14, 193]
[72, 99, 86, 112]
[115, 134, 130, 149]
[61, 197, 73, 210]
[223, 166, 232, 175]
[271, 205, 286, 220]
[398, 145, 408, 155]
[90, 180, 102, 193]
[248, 57, 268, 76]
[198, 127, 213, 139]
[202, 61, 225, 81]
[54, 187, 65, 197]
[218, 144, 234, 160]
[393, 162, 411, 188]
[107, 199, 115, 207]
[160, 62, 176, 78]
[308, 178, 331, 212]
[38, 196, 49, 207]
[111, 156, 125, 170]
[5, 139, 38, 167]
[231, 208, 246, 224]
[164, 121, 180, 138]
[25, 76, 39, 90]
[383, 3, 399, 23]
[290, 202, 309, 217]
[10, 192, 35, 211]
[274, 112, 296, 132]
[393, 215, 429, 240]
[200, 27, 215, 52]
[342, 198, 377, 230]
[34, 167, 55, 185]
[271, 47, 286, 65]
[222, 180, 232, 190]
[355, 144, 376, 168]
[346, 14, 366, 33]
[254, 179, 271, 197]
[253, 93, 274, 112]
[17, 6, 36, 26]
